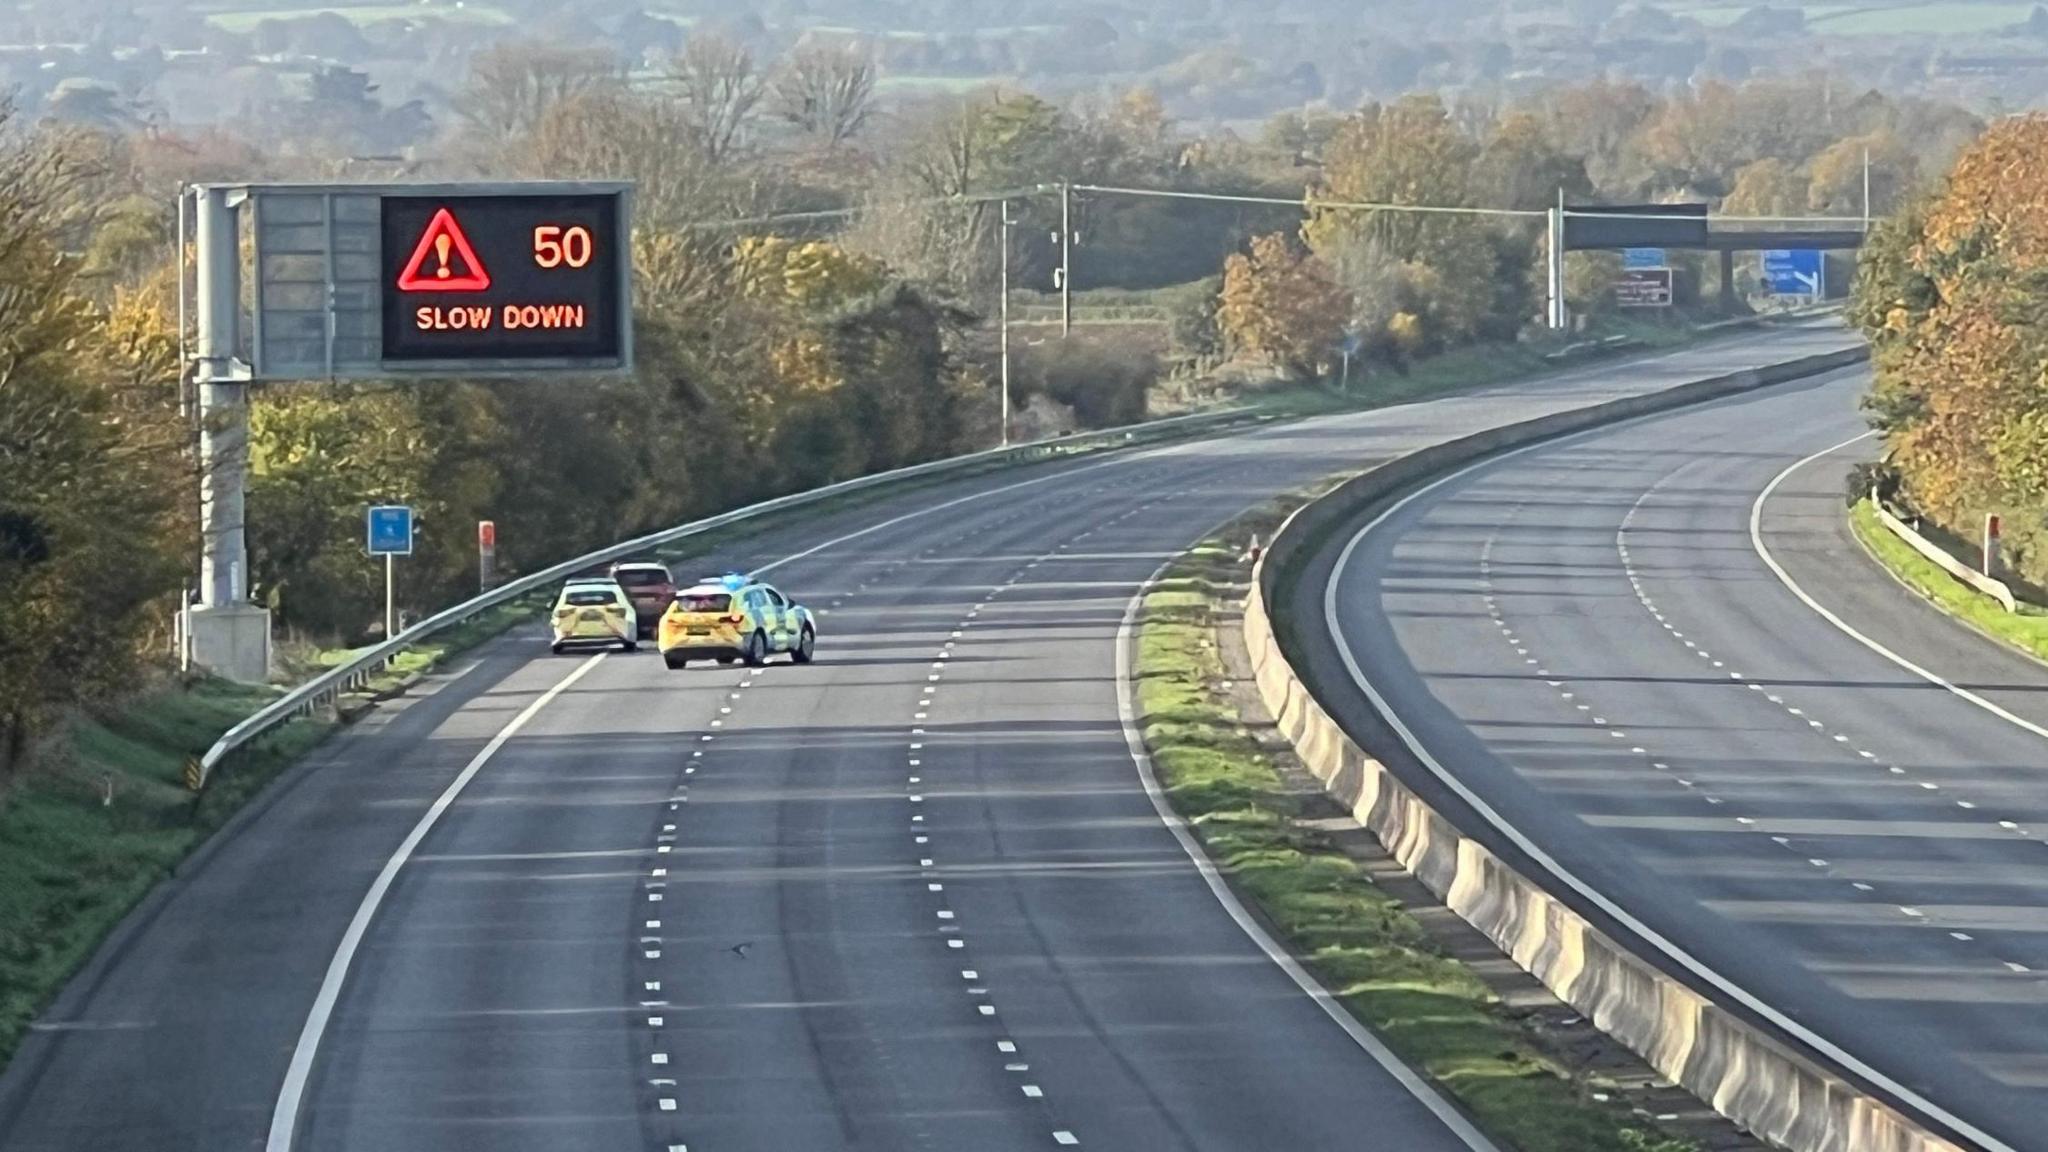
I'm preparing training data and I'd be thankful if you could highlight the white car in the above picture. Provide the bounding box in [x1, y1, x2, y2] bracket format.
[550, 578, 638, 654]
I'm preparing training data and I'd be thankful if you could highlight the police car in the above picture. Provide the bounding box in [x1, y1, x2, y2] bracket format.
[657, 574, 816, 669]
[550, 577, 639, 654]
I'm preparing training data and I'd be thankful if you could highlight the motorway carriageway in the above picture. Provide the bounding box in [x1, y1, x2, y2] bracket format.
[0, 322, 1852, 1152]
[1312, 367, 2048, 1151]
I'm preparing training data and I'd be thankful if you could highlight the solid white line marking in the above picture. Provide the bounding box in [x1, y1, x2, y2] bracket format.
[1322, 402, 2019, 1152]
[1754, 432, 2048, 745]
[1117, 566, 1502, 1152]
[264, 653, 608, 1152]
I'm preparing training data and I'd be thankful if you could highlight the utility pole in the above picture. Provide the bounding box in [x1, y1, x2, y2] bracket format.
[1058, 181, 1072, 338]
[999, 198, 1012, 448]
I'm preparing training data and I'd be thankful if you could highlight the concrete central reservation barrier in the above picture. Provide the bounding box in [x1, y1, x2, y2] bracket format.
[1242, 345, 1988, 1152]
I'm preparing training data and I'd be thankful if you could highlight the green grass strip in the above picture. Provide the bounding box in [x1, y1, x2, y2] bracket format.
[1136, 507, 1698, 1152]
[0, 680, 332, 1069]
[0, 589, 549, 1073]
[1847, 500, 2048, 663]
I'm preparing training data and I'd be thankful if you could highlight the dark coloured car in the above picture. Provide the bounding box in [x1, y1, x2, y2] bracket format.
[609, 561, 676, 639]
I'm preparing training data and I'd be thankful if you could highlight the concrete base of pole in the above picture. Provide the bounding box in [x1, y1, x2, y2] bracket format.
[189, 603, 272, 684]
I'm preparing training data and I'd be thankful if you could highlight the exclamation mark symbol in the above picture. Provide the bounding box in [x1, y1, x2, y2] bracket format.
[435, 233, 452, 279]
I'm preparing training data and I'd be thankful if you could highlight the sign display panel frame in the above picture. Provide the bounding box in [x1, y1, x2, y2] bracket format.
[223, 181, 632, 381]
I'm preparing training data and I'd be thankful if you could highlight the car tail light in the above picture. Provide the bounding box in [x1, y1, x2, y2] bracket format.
[723, 614, 744, 625]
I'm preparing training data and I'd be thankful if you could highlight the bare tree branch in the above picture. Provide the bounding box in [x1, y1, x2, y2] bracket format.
[773, 41, 877, 147]
[667, 33, 767, 165]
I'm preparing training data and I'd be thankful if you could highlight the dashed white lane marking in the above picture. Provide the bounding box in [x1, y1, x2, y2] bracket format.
[1022, 1085, 1044, 1098]
[1054, 1132, 1080, 1146]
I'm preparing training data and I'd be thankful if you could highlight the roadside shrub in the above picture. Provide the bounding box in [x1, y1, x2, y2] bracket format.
[1010, 339, 1158, 430]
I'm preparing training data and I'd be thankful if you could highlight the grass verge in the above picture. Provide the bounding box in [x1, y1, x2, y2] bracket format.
[1243, 313, 1709, 421]
[1847, 499, 2048, 662]
[1135, 502, 1697, 1152]
[0, 583, 548, 1074]
[0, 679, 334, 1070]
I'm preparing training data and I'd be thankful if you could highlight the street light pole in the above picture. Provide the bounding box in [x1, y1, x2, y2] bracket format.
[1546, 188, 1568, 331]
[999, 198, 1012, 448]
[1862, 146, 1872, 230]
[1059, 181, 1072, 338]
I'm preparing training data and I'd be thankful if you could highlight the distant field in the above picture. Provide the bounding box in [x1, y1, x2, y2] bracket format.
[203, 0, 513, 31]
[875, 74, 996, 94]
[1667, 0, 2035, 35]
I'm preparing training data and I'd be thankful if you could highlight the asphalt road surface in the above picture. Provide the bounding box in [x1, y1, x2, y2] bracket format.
[1315, 369, 2048, 1151]
[0, 322, 1854, 1152]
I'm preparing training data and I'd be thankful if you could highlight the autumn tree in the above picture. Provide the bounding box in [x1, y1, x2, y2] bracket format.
[1469, 112, 1592, 212]
[1720, 157, 1808, 218]
[0, 106, 186, 777]
[1853, 114, 2048, 587]
[1305, 95, 1503, 351]
[1807, 130, 1918, 217]
[1218, 232, 1351, 378]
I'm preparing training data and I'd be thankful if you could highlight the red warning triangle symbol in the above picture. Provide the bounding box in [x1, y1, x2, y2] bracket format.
[396, 207, 491, 292]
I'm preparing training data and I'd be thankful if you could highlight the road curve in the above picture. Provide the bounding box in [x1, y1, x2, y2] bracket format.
[1311, 369, 2048, 1150]
[0, 322, 1854, 1152]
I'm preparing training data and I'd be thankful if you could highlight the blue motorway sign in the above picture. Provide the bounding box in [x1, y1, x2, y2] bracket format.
[1761, 249, 1824, 296]
[367, 505, 414, 556]
[1622, 247, 1666, 269]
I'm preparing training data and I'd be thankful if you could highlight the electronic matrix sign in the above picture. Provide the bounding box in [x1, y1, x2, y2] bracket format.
[380, 193, 626, 365]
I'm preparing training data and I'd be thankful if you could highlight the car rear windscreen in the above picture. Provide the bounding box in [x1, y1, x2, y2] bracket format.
[675, 593, 731, 613]
[614, 568, 671, 588]
[565, 590, 618, 607]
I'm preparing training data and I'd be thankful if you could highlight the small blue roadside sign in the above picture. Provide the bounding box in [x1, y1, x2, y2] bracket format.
[1761, 249, 1824, 296]
[1622, 247, 1666, 269]
[367, 505, 414, 556]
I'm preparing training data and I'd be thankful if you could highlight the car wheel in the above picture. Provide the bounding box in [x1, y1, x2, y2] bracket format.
[623, 639, 638, 653]
[742, 631, 767, 667]
[791, 627, 815, 664]
[716, 656, 736, 665]
[664, 652, 686, 670]
[550, 642, 566, 655]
